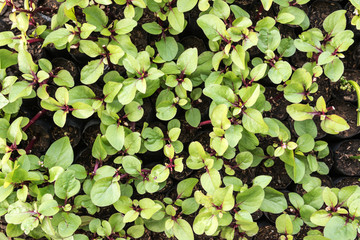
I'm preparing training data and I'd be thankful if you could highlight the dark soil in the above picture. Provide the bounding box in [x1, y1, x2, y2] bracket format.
[334, 139, 360, 176]
[255, 160, 292, 190]
[263, 88, 288, 120]
[331, 70, 360, 102]
[253, 225, 280, 240]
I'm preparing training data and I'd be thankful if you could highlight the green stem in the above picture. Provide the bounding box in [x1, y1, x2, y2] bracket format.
[348, 80, 360, 126]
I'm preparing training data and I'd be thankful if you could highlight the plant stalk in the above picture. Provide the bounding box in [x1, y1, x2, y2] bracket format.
[23, 109, 47, 131]
[348, 80, 360, 126]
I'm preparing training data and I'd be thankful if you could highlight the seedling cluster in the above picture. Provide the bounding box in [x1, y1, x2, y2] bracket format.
[0, 0, 360, 239]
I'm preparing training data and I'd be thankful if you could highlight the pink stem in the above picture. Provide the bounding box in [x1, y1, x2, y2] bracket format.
[25, 136, 37, 154]
[199, 120, 212, 127]
[23, 109, 47, 131]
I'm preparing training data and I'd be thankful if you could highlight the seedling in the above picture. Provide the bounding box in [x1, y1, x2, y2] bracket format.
[0, 0, 359, 239]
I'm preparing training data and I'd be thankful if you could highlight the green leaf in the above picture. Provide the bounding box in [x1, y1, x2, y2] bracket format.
[277, 6, 306, 25]
[38, 196, 59, 216]
[55, 170, 81, 199]
[115, 19, 137, 34]
[310, 210, 332, 226]
[127, 225, 144, 238]
[18, 45, 37, 74]
[123, 209, 139, 223]
[0, 31, 15, 46]
[124, 132, 141, 155]
[297, 134, 315, 153]
[79, 40, 102, 57]
[213, 186, 234, 211]
[193, 211, 217, 235]
[235, 151, 253, 170]
[210, 104, 231, 129]
[253, 175, 272, 188]
[124, 101, 144, 122]
[261, 0, 273, 11]
[177, 178, 199, 198]
[42, 28, 70, 49]
[185, 108, 201, 127]
[224, 125, 243, 148]
[80, 59, 104, 84]
[242, 108, 269, 134]
[200, 168, 221, 194]
[139, 198, 162, 219]
[117, 79, 137, 105]
[239, 84, 261, 108]
[349, 199, 360, 217]
[323, 10, 346, 36]
[294, 119, 317, 138]
[257, 28, 281, 53]
[151, 164, 169, 183]
[142, 22, 162, 35]
[155, 37, 178, 61]
[350, 0, 360, 9]
[168, 8, 185, 32]
[276, 213, 293, 235]
[278, 38, 296, 57]
[181, 197, 199, 215]
[83, 5, 108, 32]
[54, 87, 69, 106]
[321, 114, 349, 134]
[80, 23, 97, 38]
[197, 14, 226, 41]
[231, 45, 246, 70]
[120, 156, 140, 176]
[322, 187, 338, 207]
[105, 124, 125, 151]
[236, 185, 264, 213]
[7, 117, 26, 145]
[177, 0, 197, 12]
[286, 104, 314, 121]
[143, 127, 165, 152]
[0, 185, 14, 202]
[72, 102, 94, 119]
[268, 60, 292, 84]
[318, 51, 335, 65]
[213, 0, 230, 19]
[211, 137, 228, 156]
[44, 137, 73, 169]
[304, 236, 330, 240]
[52, 109, 66, 126]
[91, 177, 120, 207]
[294, 39, 318, 52]
[54, 70, 74, 87]
[69, 85, 95, 105]
[256, 17, 276, 31]
[203, 84, 235, 106]
[173, 219, 194, 240]
[177, 48, 198, 75]
[58, 213, 81, 238]
[0, 49, 17, 69]
[260, 187, 288, 213]
[324, 216, 357, 240]
[324, 58, 344, 82]
[8, 81, 33, 102]
[92, 135, 107, 160]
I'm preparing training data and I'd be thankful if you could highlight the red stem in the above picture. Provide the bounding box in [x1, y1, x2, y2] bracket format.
[92, 159, 101, 177]
[199, 120, 212, 127]
[27, 38, 44, 44]
[255, 4, 264, 21]
[23, 109, 47, 131]
[25, 136, 37, 154]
